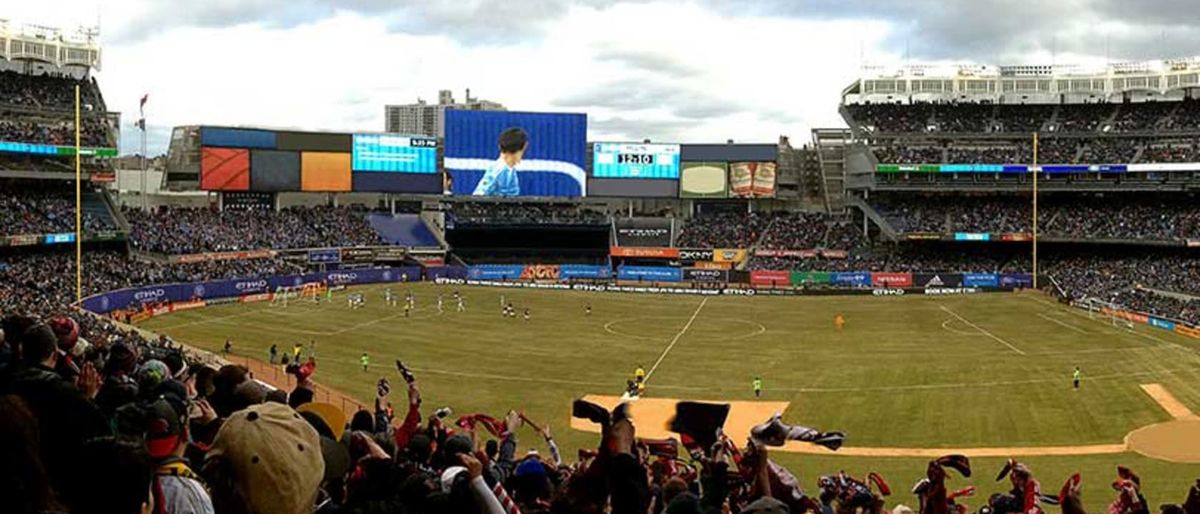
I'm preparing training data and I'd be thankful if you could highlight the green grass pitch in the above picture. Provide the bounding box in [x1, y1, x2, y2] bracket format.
[140, 285, 1200, 509]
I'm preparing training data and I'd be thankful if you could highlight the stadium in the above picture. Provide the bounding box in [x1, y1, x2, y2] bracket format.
[3, 10, 1200, 514]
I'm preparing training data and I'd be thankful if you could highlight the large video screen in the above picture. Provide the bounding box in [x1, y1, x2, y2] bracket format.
[729, 161, 777, 198]
[592, 142, 680, 179]
[352, 134, 438, 173]
[444, 110, 587, 197]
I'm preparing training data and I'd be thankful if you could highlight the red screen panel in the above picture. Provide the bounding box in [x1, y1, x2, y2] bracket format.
[200, 147, 250, 191]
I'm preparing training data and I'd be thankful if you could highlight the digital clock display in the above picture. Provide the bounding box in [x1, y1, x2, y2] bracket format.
[593, 143, 681, 179]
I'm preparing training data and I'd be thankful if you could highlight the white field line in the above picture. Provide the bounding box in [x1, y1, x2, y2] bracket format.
[644, 297, 709, 382]
[940, 305, 1027, 355]
[1037, 313, 1088, 334]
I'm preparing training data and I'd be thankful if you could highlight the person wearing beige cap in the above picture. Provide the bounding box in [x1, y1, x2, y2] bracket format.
[202, 402, 325, 514]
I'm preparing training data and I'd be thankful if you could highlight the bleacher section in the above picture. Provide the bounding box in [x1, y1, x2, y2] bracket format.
[368, 213, 440, 247]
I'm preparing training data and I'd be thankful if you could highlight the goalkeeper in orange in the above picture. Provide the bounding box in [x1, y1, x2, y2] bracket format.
[834, 312, 846, 332]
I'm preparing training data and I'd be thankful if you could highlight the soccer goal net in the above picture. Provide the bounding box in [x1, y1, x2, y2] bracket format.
[1081, 297, 1136, 330]
[270, 282, 326, 307]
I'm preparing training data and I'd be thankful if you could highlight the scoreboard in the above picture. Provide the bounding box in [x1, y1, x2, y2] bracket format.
[592, 143, 681, 179]
[352, 134, 438, 173]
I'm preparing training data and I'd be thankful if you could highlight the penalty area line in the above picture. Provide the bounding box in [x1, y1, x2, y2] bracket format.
[939, 305, 1026, 355]
[644, 297, 709, 383]
[1036, 313, 1088, 334]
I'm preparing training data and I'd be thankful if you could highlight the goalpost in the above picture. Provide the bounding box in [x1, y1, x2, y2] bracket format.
[1081, 297, 1136, 330]
[271, 282, 326, 307]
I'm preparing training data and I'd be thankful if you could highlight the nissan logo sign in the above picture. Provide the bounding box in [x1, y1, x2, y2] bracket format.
[236, 280, 268, 291]
[134, 288, 166, 301]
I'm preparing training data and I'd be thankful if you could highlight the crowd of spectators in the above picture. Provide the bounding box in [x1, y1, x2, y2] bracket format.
[450, 203, 610, 225]
[126, 205, 385, 254]
[756, 213, 833, 250]
[1054, 103, 1114, 133]
[867, 194, 1200, 242]
[0, 250, 304, 320]
[1045, 252, 1200, 325]
[845, 102, 934, 133]
[1111, 102, 1176, 132]
[873, 145, 942, 164]
[0, 181, 116, 236]
[933, 102, 995, 132]
[0, 70, 112, 147]
[676, 212, 769, 249]
[0, 70, 105, 111]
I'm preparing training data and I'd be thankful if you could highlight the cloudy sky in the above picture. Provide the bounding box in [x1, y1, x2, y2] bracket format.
[8, 0, 1200, 155]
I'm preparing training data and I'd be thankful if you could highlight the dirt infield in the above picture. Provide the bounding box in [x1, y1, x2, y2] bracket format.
[570, 385, 1200, 461]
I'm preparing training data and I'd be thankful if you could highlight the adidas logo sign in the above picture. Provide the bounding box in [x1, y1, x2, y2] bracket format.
[926, 275, 945, 286]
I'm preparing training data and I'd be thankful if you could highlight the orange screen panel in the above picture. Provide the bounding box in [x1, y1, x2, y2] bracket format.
[200, 147, 250, 191]
[300, 152, 352, 192]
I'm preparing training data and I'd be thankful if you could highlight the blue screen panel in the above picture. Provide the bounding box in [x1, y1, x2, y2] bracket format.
[593, 142, 681, 179]
[444, 110, 587, 197]
[352, 134, 438, 173]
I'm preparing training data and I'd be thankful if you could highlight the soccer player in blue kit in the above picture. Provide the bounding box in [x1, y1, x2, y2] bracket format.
[473, 127, 528, 197]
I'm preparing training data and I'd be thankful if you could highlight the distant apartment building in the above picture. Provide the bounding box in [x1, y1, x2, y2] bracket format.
[385, 89, 506, 137]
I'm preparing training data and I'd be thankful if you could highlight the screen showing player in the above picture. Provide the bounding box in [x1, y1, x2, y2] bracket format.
[444, 110, 588, 197]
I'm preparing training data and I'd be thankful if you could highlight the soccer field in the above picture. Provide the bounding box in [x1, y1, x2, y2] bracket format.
[140, 285, 1200, 507]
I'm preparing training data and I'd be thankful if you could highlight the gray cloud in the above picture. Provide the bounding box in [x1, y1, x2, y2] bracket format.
[589, 117, 696, 140]
[111, 0, 640, 46]
[705, 0, 1200, 62]
[554, 79, 743, 119]
[594, 47, 702, 78]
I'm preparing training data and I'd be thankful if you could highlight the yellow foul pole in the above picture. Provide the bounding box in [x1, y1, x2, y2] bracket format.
[75, 85, 82, 303]
[1032, 132, 1039, 290]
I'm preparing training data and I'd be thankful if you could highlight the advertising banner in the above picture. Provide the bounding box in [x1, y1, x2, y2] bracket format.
[307, 248, 342, 264]
[560, 265, 611, 279]
[610, 246, 680, 258]
[962, 273, 1000, 287]
[1000, 233, 1033, 242]
[831, 272, 871, 287]
[913, 273, 964, 288]
[201, 147, 251, 191]
[520, 264, 561, 281]
[340, 248, 375, 263]
[822, 249, 849, 259]
[713, 248, 748, 263]
[1149, 317, 1177, 331]
[678, 248, 714, 263]
[679, 162, 728, 198]
[444, 110, 587, 197]
[617, 266, 682, 282]
[374, 247, 407, 261]
[614, 218, 673, 247]
[905, 233, 943, 241]
[729, 161, 777, 198]
[1188, 240, 1200, 248]
[999, 273, 1033, 288]
[250, 149, 301, 192]
[1176, 325, 1200, 339]
[467, 265, 527, 280]
[423, 266, 468, 280]
[693, 261, 732, 270]
[684, 268, 728, 282]
[791, 271, 832, 285]
[954, 233, 991, 241]
[871, 272, 913, 288]
[750, 270, 791, 286]
[174, 250, 276, 264]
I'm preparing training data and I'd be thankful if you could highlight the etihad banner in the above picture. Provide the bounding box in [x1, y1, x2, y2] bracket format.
[791, 271, 832, 285]
[750, 270, 790, 286]
[912, 273, 963, 288]
[81, 267, 418, 314]
[712, 248, 748, 263]
[520, 264, 561, 281]
[871, 272, 913, 288]
[610, 246, 680, 258]
[678, 248, 714, 263]
[683, 268, 728, 282]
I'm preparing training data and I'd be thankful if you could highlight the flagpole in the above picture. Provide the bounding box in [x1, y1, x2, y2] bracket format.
[75, 85, 83, 304]
[1032, 132, 1039, 290]
[140, 95, 147, 211]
